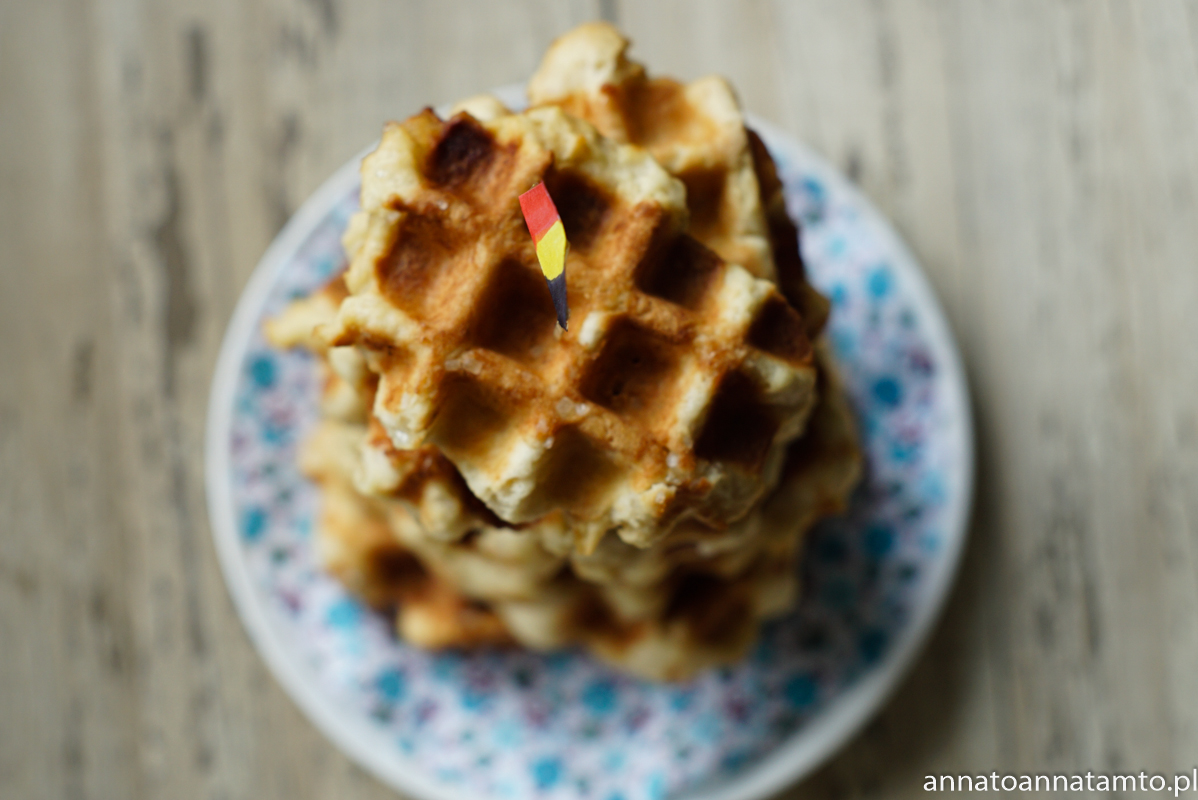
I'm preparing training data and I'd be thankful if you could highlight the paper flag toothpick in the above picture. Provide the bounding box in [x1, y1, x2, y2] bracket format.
[519, 182, 569, 330]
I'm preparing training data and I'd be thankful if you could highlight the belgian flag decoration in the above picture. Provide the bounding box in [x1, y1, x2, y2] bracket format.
[518, 182, 569, 330]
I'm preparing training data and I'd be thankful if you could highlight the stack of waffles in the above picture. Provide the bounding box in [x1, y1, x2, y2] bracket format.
[265, 23, 861, 681]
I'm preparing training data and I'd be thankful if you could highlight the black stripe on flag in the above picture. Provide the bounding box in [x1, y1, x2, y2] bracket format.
[546, 272, 569, 330]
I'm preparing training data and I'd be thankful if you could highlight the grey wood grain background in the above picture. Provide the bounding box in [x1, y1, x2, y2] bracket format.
[3, 1, 1198, 797]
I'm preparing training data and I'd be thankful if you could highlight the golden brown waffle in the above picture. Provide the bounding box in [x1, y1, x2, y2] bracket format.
[299, 415, 792, 679]
[324, 104, 820, 551]
[761, 348, 862, 534]
[492, 549, 798, 682]
[528, 21, 831, 337]
[273, 274, 857, 601]
[282, 292, 859, 680]
[299, 420, 513, 648]
[265, 276, 374, 424]
[303, 422, 804, 680]
[300, 342, 858, 598]
[309, 400, 787, 607]
[263, 277, 348, 352]
[356, 347, 860, 589]
[263, 22, 865, 680]
[745, 129, 832, 339]
[574, 534, 801, 680]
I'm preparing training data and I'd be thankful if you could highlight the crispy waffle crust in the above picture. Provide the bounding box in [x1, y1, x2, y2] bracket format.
[324, 104, 820, 550]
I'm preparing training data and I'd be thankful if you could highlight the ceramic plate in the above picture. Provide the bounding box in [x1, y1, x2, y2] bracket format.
[206, 86, 973, 800]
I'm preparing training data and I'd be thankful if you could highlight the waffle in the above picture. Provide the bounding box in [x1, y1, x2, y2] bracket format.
[299, 419, 513, 648]
[299, 412, 801, 680]
[262, 22, 865, 680]
[277, 274, 858, 679]
[264, 279, 347, 352]
[376, 349, 860, 599]
[273, 272, 857, 597]
[496, 530, 801, 681]
[323, 104, 820, 551]
[528, 21, 830, 337]
[265, 276, 373, 424]
[761, 348, 862, 534]
[316, 394, 792, 605]
[301, 415, 808, 680]
[298, 332, 859, 597]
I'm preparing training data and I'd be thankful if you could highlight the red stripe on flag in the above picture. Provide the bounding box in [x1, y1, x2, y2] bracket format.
[519, 182, 560, 242]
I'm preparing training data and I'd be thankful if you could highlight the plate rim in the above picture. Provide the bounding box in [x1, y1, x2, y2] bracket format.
[205, 87, 974, 800]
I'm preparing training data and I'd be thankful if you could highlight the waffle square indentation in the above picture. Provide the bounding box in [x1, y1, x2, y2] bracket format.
[470, 257, 558, 363]
[431, 375, 513, 462]
[634, 232, 721, 309]
[543, 169, 613, 251]
[580, 319, 682, 423]
[535, 427, 623, 518]
[693, 371, 778, 470]
[748, 295, 812, 365]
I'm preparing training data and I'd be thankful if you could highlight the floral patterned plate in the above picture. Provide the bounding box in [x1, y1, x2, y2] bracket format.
[206, 87, 973, 800]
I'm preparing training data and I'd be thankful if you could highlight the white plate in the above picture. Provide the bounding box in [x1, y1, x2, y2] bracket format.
[206, 85, 973, 800]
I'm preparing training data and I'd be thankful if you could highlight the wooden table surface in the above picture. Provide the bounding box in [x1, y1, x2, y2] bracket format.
[4, 1, 1198, 797]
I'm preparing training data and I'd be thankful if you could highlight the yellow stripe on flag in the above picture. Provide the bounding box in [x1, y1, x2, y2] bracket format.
[534, 220, 567, 281]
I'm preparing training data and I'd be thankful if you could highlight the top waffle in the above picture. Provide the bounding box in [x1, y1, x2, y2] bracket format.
[528, 21, 830, 336]
[323, 104, 819, 550]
